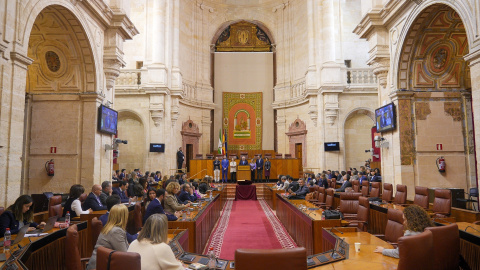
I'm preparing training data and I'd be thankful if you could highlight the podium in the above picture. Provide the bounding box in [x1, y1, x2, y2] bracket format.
[237, 165, 251, 181]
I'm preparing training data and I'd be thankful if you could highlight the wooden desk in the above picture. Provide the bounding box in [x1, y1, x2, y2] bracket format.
[275, 194, 344, 255]
[314, 230, 398, 269]
[264, 186, 284, 210]
[168, 188, 226, 254]
[189, 158, 301, 180]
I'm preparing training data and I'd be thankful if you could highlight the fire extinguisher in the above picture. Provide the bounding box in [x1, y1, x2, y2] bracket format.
[45, 159, 54, 176]
[436, 157, 446, 173]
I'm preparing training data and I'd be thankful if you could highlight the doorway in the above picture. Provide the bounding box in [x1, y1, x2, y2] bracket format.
[186, 144, 193, 173]
[295, 143, 303, 172]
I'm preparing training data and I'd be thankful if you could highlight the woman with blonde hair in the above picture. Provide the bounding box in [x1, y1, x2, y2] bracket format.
[128, 214, 184, 270]
[164, 182, 190, 214]
[86, 204, 129, 270]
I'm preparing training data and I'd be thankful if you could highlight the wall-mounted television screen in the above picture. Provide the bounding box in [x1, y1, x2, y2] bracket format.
[324, 142, 340, 151]
[150, 143, 165, 152]
[375, 103, 396, 133]
[98, 105, 118, 135]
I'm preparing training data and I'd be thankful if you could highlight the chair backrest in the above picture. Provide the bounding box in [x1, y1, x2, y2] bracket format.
[264, 153, 272, 159]
[361, 181, 369, 197]
[325, 189, 335, 208]
[96, 246, 141, 270]
[0, 207, 4, 216]
[382, 183, 393, 202]
[370, 182, 381, 198]
[397, 230, 434, 270]
[91, 217, 104, 249]
[195, 154, 203, 159]
[384, 208, 404, 243]
[49, 195, 63, 218]
[414, 186, 429, 209]
[339, 193, 361, 215]
[65, 224, 82, 270]
[133, 202, 143, 232]
[275, 153, 283, 159]
[394, 184, 407, 204]
[235, 247, 307, 270]
[351, 180, 360, 192]
[284, 154, 292, 159]
[328, 179, 335, 189]
[470, 187, 479, 197]
[317, 187, 326, 204]
[79, 193, 87, 205]
[357, 196, 370, 231]
[426, 223, 460, 270]
[308, 187, 317, 193]
[432, 189, 451, 216]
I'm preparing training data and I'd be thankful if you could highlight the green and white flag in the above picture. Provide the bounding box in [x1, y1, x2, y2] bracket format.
[218, 129, 223, 154]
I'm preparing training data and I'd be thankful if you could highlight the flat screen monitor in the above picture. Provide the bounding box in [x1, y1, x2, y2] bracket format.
[324, 142, 340, 151]
[150, 143, 165, 152]
[375, 103, 396, 133]
[98, 105, 118, 135]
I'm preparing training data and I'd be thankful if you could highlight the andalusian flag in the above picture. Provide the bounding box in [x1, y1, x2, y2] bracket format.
[218, 129, 223, 154]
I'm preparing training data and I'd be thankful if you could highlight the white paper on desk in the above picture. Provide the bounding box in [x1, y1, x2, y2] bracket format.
[25, 233, 48, 237]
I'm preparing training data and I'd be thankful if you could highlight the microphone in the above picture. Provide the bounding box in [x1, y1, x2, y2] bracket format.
[171, 226, 180, 236]
[307, 211, 317, 217]
[330, 227, 343, 234]
[433, 217, 453, 224]
[465, 226, 480, 233]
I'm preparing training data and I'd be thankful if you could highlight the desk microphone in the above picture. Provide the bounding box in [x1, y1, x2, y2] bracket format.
[433, 217, 453, 224]
[308, 211, 317, 217]
[171, 226, 180, 236]
[330, 227, 343, 234]
[465, 226, 480, 233]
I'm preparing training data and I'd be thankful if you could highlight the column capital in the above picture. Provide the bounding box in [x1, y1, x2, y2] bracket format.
[465, 48, 480, 67]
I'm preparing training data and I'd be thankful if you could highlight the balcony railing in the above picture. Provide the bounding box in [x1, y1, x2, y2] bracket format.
[115, 69, 141, 87]
[346, 68, 377, 85]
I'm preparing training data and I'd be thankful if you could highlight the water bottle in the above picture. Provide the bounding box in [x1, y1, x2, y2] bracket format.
[65, 211, 71, 227]
[3, 228, 11, 253]
[182, 211, 187, 221]
[207, 247, 216, 269]
[209, 190, 213, 200]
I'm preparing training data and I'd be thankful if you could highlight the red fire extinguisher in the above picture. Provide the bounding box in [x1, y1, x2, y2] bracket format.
[436, 157, 446, 173]
[45, 159, 54, 176]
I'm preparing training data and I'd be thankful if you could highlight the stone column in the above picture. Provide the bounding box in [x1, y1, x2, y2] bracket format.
[148, 0, 168, 86]
[0, 51, 33, 206]
[171, 0, 182, 91]
[305, 0, 317, 89]
[465, 49, 480, 187]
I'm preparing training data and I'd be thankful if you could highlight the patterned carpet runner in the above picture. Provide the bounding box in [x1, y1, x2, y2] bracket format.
[204, 199, 297, 260]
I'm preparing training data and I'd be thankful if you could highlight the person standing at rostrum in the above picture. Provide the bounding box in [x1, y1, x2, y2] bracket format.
[176, 147, 184, 173]
[221, 156, 229, 183]
[256, 154, 264, 182]
[230, 157, 237, 183]
[213, 157, 221, 183]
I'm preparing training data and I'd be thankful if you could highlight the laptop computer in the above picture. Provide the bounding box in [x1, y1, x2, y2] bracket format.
[28, 216, 57, 234]
[0, 223, 31, 247]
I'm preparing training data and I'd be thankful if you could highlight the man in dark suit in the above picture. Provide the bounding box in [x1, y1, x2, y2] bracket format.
[256, 155, 264, 182]
[112, 181, 129, 203]
[177, 183, 197, 204]
[99, 195, 137, 243]
[99, 181, 112, 206]
[143, 189, 179, 224]
[83, 184, 107, 211]
[288, 179, 309, 200]
[336, 174, 352, 192]
[239, 156, 248, 165]
[177, 147, 185, 173]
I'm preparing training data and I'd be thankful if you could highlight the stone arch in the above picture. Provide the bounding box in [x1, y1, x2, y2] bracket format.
[211, 19, 276, 46]
[393, 2, 473, 90]
[343, 109, 375, 170]
[26, 5, 96, 93]
[117, 110, 147, 171]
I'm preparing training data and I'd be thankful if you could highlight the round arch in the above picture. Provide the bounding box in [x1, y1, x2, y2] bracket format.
[117, 109, 147, 171]
[343, 108, 375, 170]
[21, 1, 99, 91]
[343, 108, 375, 127]
[392, 1, 474, 90]
[210, 19, 276, 46]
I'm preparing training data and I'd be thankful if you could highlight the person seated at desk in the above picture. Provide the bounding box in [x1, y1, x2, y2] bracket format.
[287, 179, 309, 200]
[100, 180, 113, 206]
[164, 182, 190, 214]
[335, 174, 352, 192]
[198, 179, 210, 194]
[83, 184, 107, 211]
[318, 173, 329, 189]
[371, 168, 382, 182]
[63, 184, 92, 218]
[358, 171, 368, 186]
[112, 181, 129, 203]
[128, 214, 184, 270]
[99, 195, 137, 244]
[276, 176, 290, 190]
[145, 190, 157, 210]
[143, 189, 179, 224]
[177, 183, 197, 204]
[374, 205, 433, 258]
[87, 204, 129, 270]
[0, 195, 45, 237]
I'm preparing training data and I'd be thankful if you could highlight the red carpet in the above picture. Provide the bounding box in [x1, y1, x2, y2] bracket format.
[204, 199, 297, 260]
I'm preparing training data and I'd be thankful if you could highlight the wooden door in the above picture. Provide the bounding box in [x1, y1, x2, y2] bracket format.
[186, 144, 193, 173]
[295, 143, 303, 173]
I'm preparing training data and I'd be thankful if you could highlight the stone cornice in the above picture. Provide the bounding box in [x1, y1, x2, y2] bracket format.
[465, 48, 480, 67]
[179, 99, 216, 110]
[272, 97, 309, 109]
[10, 51, 34, 67]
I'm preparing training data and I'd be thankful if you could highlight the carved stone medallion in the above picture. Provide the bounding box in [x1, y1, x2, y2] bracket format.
[45, 51, 61, 72]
